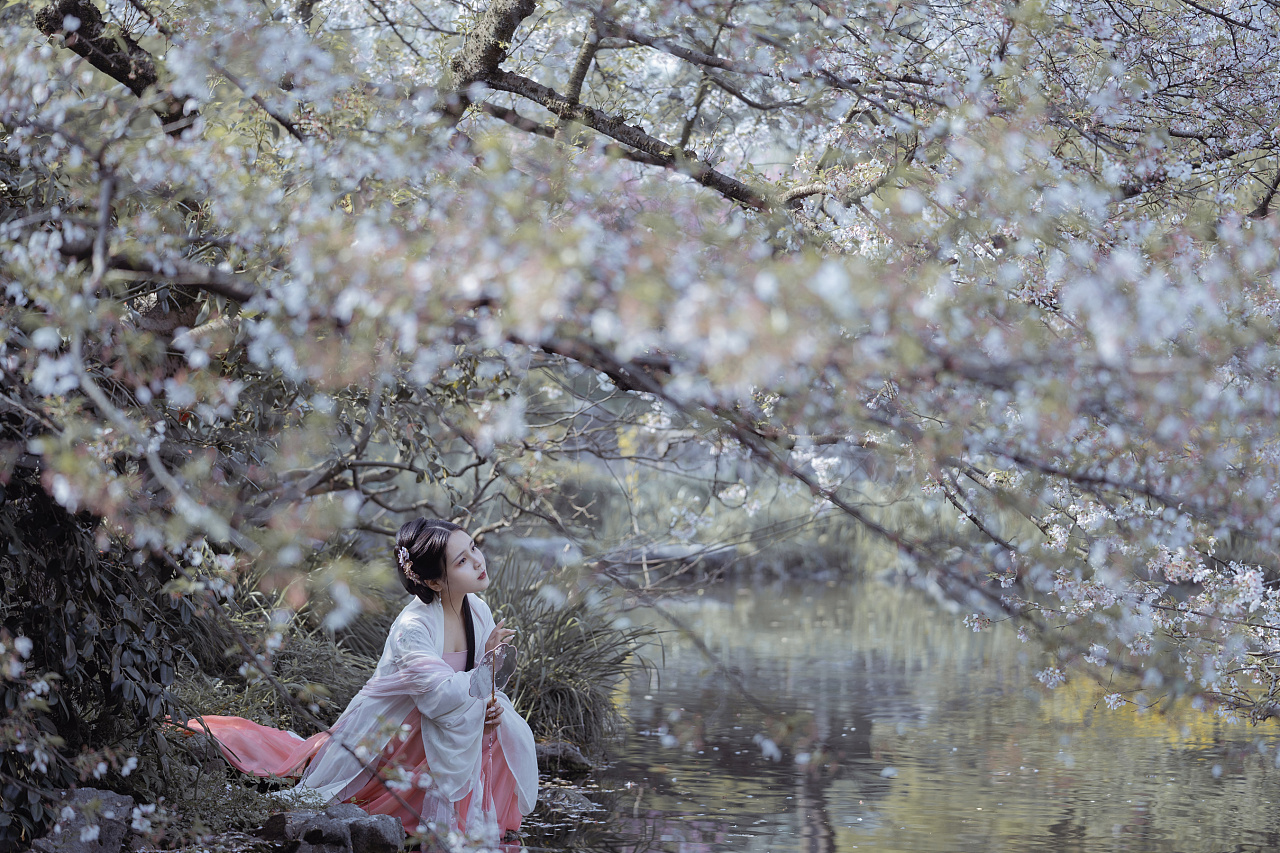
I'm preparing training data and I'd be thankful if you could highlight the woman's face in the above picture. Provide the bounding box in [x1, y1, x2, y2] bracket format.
[432, 529, 490, 598]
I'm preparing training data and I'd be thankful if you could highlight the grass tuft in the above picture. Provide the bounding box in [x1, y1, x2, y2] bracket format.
[484, 562, 654, 754]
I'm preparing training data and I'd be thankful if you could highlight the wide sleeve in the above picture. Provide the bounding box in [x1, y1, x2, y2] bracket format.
[469, 595, 539, 815]
[300, 603, 487, 807]
[367, 615, 487, 802]
[385, 619, 479, 720]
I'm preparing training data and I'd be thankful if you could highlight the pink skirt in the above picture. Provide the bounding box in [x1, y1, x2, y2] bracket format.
[185, 712, 523, 836]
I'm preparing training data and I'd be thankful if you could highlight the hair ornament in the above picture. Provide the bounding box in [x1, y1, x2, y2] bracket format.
[394, 548, 424, 589]
[396, 545, 425, 586]
[395, 546, 411, 571]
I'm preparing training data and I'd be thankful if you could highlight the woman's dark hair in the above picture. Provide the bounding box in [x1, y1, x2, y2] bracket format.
[394, 517, 477, 669]
[395, 517, 461, 604]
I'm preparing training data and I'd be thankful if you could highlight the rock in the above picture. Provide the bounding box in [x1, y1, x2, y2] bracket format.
[257, 803, 403, 853]
[320, 804, 367, 822]
[538, 786, 597, 813]
[535, 741, 593, 776]
[32, 788, 136, 853]
[175, 731, 230, 775]
[345, 813, 403, 853]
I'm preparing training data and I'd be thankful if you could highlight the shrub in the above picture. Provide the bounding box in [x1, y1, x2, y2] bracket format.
[0, 468, 186, 846]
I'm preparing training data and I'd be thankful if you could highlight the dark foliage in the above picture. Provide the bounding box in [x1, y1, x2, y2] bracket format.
[0, 460, 185, 845]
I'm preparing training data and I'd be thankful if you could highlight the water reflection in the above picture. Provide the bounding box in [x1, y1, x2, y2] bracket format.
[538, 580, 1280, 853]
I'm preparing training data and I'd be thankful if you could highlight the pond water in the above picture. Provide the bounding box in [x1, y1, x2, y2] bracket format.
[530, 579, 1280, 853]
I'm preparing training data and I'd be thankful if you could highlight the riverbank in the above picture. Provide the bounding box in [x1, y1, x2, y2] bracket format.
[96, 558, 651, 849]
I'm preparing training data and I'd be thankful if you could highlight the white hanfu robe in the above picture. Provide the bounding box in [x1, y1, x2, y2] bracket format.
[299, 594, 538, 835]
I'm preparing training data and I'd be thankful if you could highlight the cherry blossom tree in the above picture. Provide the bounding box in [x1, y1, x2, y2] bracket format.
[4, 0, 1280, 839]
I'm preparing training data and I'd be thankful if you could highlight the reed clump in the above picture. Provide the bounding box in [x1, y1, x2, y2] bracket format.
[484, 563, 655, 754]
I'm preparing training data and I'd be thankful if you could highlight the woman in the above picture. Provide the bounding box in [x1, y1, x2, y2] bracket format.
[188, 519, 539, 842]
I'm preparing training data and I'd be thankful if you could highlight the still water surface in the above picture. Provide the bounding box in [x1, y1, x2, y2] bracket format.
[544, 579, 1280, 853]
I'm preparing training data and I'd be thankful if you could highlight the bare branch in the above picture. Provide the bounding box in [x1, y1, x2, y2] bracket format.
[483, 69, 772, 209]
[1175, 0, 1259, 30]
[59, 239, 257, 303]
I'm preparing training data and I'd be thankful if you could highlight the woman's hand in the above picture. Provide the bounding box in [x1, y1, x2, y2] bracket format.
[485, 617, 515, 654]
[483, 697, 503, 735]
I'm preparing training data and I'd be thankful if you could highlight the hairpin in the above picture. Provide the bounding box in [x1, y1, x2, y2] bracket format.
[396, 546, 425, 586]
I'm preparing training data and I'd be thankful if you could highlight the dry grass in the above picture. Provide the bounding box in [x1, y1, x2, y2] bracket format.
[170, 590, 376, 735]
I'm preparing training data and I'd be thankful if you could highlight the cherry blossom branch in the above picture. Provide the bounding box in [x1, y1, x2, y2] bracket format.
[482, 69, 771, 209]
[35, 0, 191, 132]
[709, 405, 925, 558]
[1175, 0, 1259, 30]
[595, 18, 757, 74]
[365, 0, 429, 61]
[595, 14, 933, 93]
[449, 0, 538, 90]
[563, 18, 603, 107]
[88, 172, 116, 292]
[452, 0, 905, 212]
[781, 165, 896, 208]
[480, 102, 555, 137]
[603, 568, 781, 716]
[122, 0, 308, 142]
[479, 101, 670, 166]
[59, 238, 257, 303]
[513, 337, 914, 553]
[69, 331, 258, 553]
[1000, 451, 1187, 512]
[939, 476, 1017, 552]
[706, 72, 807, 111]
